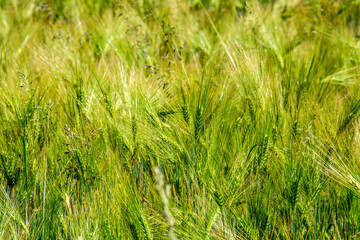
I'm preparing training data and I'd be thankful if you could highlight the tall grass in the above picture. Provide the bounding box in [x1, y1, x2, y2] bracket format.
[1, 0, 360, 239]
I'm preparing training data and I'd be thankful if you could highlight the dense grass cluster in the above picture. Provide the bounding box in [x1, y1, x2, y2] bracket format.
[1, 0, 360, 239]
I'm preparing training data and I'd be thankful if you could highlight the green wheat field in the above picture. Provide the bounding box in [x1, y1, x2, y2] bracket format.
[1, 0, 360, 239]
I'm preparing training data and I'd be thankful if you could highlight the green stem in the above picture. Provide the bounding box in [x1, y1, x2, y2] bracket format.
[23, 109, 28, 238]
